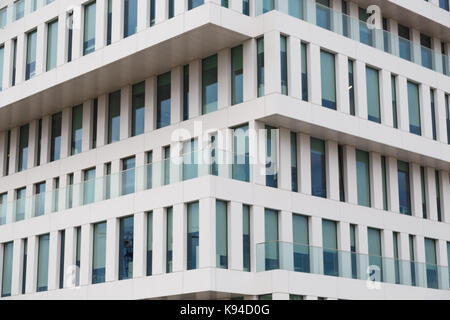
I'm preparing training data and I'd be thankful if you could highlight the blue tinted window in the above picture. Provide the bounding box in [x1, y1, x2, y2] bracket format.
[310, 138, 326, 198]
[119, 216, 134, 280]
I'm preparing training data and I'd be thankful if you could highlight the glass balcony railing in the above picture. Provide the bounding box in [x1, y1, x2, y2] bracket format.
[256, 241, 450, 291]
[255, 0, 450, 77]
[0, 150, 253, 226]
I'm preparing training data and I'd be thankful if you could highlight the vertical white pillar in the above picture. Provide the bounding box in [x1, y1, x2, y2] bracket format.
[287, 36, 301, 100]
[152, 207, 165, 275]
[251, 206, 265, 272]
[326, 140, 340, 201]
[278, 128, 291, 191]
[80, 223, 93, 286]
[96, 94, 108, 148]
[336, 53, 350, 114]
[60, 107, 71, 159]
[189, 60, 202, 119]
[279, 211, 293, 271]
[133, 212, 147, 278]
[40, 115, 51, 165]
[57, 12, 68, 66]
[171, 66, 182, 124]
[172, 203, 186, 272]
[231, 0, 244, 12]
[95, 0, 107, 50]
[424, 167, 438, 221]
[15, 34, 25, 85]
[386, 157, 399, 213]
[120, 85, 131, 140]
[356, 225, 368, 278]
[370, 152, 383, 210]
[414, 235, 426, 287]
[0, 131, 6, 176]
[8, 127, 19, 175]
[440, 171, 450, 223]
[410, 163, 424, 218]
[437, 239, 449, 290]
[63, 227, 77, 288]
[381, 229, 395, 283]
[249, 120, 265, 186]
[243, 38, 257, 102]
[396, 76, 410, 132]
[419, 84, 433, 139]
[35, 23, 45, 75]
[82, 99, 93, 152]
[337, 221, 351, 278]
[155, 0, 168, 23]
[229, 201, 243, 271]
[298, 133, 311, 195]
[309, 216, 323, 274]
[264, 30, 281, 95]
[199, 198, 216, 268]
[175, 0, 187, 15]
[47, 231, 59, 291]
[105, 218, 119, 282]
[308, 43, 321, 106]
[10, 238, 24, 296]
[398, 232, 412, 285]
[379, 69, 394, 127]
[354, 60, 368, 120]
[111, 0, 123, 42]
[137, 0, 150, 32]
[27, 120, 38, 169]
[411, 29, 421, 65]
[218, 48, 231, 109]
[435, 90, 448, 144]
[1, 40, 12, 90]
[71, 6, 83, 61]
[144, 76, 157, 132]
[25, 235, 37, 294]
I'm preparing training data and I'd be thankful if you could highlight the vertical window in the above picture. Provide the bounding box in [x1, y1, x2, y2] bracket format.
[14, 0, 25, 20]
[163, 146, 171, 185]
[0, 193, 7, 225]
[356, 150, 371, 207]
[187, 202, 199, 270]
[92, 99, 98, 148]
[358, 7, 374, 46]
[439, 0, 450, 10]
[316, 0, 331, 30]
[146, 211, 153, 276]
[59, 230, 65, 288]
[420, 33, 432, 70]
[398, 160, 411, 215]
[12, 39, 17, 86]
[264, 209, 278, 270]
[105, 162, 111, 200]
[202, 54, 218, 114]
[83, 1, 96, 55]
[243, 0, 250, 15]
[15, 187, 26, 221]
[342, 1, 350, 37]
[243, 205, 251, 272]
[293, 214, 309, 273]
[52, 177, 59, 212]
[67, 13, 73, 62]
[183, 65, 189, 121]
[157, 72, 171, 129]
[231, 45, 243, 105]
[119, 216, 134, 280]
[71, 104, 83, 155]
[34, 182, 46, 217]
[322, 219, 338, 276]
[391, 76, 398, 128]
[425, 238, 438, 289]
[320, 50, 336, 110]
[108, 90, 121, 144]
[37, 234, 50, 292]
[216, 200, 228, 269]
[310, 137, 326, 198]
[350, 224, 357, 279]
[106, 0, 112, 45]
[381, 156, 388, 211]
[221, 0, 229, 7]
[210, 133, 218, 176]
[83, 168, 96, 205]
[291, 132, 298, 192]
[121, 156, 135, 195]
[0, 7, 6, 28]
[18, 124, 29, 172]
[168, 0, 174, 18]
[26, 30, 37, 80]
[131, 81, 145, 137]
[188, 0, 204, 10]
[22, 239, 27, 294]
[366, 67, 381, 123]
[368, 228, 382, 281]
[280, 35, 288, 95]
[257, 37, 265, 97]
[1, 242, 13, 297]
[124, 0, 137, 38]
[398, 24, 411, 61]
[166, 207, 173, 273]
[301, 42, 308, 101]
[36, 119, 42, 166]
[5, 130, 10, 176]
[182, 139, 198, 181]
[421, 166, 427, 218]
[348, 60, 355, 115]
[67, 173, 74, 209]
[435, 170, 441, 222]
[76, 227, 81, 272]
[92, 222, 106, 284]
[0, 45, 4, 92]
[232, 124, 250, 182]
[46, 20, 58, 71]
[288, 0, 304, 18]
[146, 151, 153, 190]
[51, 112, 62, 162]
[446, 94, 449, 144]
[409, 235, 416, 286]
[266, 126, 278, 188]
[150, 0, 155, 26]
[407, 81, 421, 135]
[393, 232, 400, 284]
[338, 145, 345, 202]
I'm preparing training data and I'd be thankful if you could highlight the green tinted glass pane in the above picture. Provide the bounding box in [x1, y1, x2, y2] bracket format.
[356, 150, 371, 207]
[322, 219, 337, 250]
[366, 67, 381, 123]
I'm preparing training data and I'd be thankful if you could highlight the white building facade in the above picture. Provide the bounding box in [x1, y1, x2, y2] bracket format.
[0, 0, 449, 300]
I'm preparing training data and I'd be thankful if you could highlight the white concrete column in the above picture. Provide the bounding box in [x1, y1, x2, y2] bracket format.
[25, 235, 38, 294]
[336, 53, 350, 114]
[435, 90, 448, 144]
[40, 115, 51, 165]
[0, 131, 7, 176]
[27, 120, 39, 169]
[60, 107, 71, 159]
[419, 84, 433, 139]
[264, 30, 281, 95]
[1, 39, 12, 90]
[119, 85, 131, 140]
[80, 224, 93, 286]
[343, 145, 358, 204]
[354, 60, 368, 119]
[356, 225, 368, 278]
[155, 0, 168, 23]
[144, 76, 157, 132]
[175, 0, 187, 15]
[71, 6, 83, 61]
[137, 0, 150, 31]
[398, 232, 412, 285]
[171, 66, 182, 124]
[35, 23, 45, 76]
[47, 231, 59, 291]
[15, 34, 25, 85]
[424, 167, 438, 221]
[8, 127, 19, 175]
[379, 69, 394, 127]
[152, 207, 165, 275]
[388, 19, 399, 55]
[199, 198, 216, 268]
[386, 157, 399, 213]
[243, 38, 257, 102]
[410, 163, 424, 218]
[337, 221, 351, 278]
[229, 201, 243, 271]
[231, 0, 243, 12]
[249, 120, 265, 186]
[218, 48, 231, 109]
[308, 43, 321, 105]
[105, 218, 119, 282]
[189, 60, 202, 119]
[309, 216, 323, 274]
[56, 12, 68, 66]
[326, 140, 340, 201]
[10, 238, 24, 296]
[440, 171, 450, 223]
[411, 29, 421, 65]
[96, 94, 108, 148]
[279, 211, 293, 270]
[414, 235, 427, 287]
[63, 227, 77, 288]
[298, 133, 311, 195]
[370, 152, 383, 210]
[95, 0, 107, 50]
[252, 206, 265, 272]
[133, 212, 147, 278]
[111, 0, 123, 42]
[82, 99, 93, 152]
[278, 128, 291, 191]
[437, 239, 449, 290]
[381, 229, 395, 283]
[172, 203, 186, 272]
[287, 36, 301, 100]
[396, 76, 410, 132]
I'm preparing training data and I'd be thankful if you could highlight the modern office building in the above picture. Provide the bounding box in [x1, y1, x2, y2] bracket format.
[0, 0, 449, 300]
